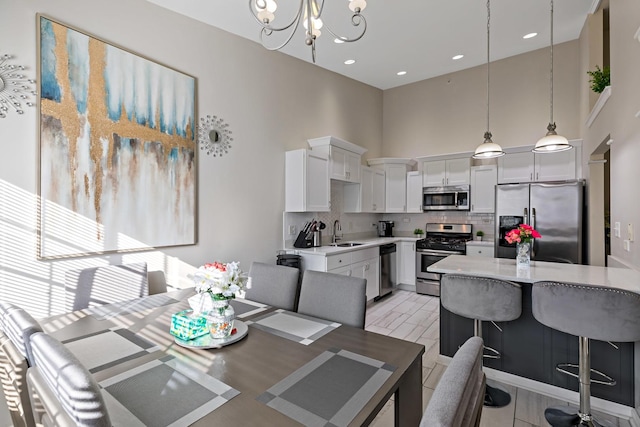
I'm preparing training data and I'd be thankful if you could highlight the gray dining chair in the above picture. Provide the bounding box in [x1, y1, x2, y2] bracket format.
[420, 336, 486, 427]
[27, 332, 111, 427]
[297, 270, 367, 329]
[64, 262, 149, 311]
[0, 303, 43, 427]
[246, 262, 301, 311]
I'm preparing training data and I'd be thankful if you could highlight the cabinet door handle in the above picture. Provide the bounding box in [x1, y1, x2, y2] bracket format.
[530, 173, 533, 181]
[536, 172, 539, 181]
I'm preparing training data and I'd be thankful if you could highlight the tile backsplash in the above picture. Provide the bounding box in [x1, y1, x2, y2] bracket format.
[283, 181, 495, 248]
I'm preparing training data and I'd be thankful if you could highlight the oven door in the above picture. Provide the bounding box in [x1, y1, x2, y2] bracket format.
[416, 249, 457, 296]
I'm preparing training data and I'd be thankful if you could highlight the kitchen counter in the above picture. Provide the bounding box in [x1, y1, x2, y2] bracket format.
[288, 236, 420, 256]
[428, 254, 640, 294]
[465, 240, 493, 247]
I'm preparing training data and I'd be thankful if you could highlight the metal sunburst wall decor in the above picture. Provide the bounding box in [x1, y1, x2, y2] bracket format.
[0, 54, 37, 118]
[198, 114, 234, 157]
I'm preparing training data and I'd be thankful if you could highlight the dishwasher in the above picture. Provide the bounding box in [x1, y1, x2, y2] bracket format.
[377, 243, 396, 301]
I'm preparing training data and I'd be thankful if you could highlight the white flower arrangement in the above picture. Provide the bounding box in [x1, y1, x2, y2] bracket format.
[192, 261, 249, 299]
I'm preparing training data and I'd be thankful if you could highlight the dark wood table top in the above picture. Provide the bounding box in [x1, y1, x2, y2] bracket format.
[42, 289, 425, 426]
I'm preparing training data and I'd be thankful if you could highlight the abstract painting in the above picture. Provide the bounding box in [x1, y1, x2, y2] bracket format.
[38, 15, 196, 259]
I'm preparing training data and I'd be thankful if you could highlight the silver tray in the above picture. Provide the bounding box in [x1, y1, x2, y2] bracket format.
[174, 320, 248, 349]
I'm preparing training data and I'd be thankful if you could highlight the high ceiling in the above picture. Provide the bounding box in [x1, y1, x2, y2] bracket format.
[146, 0, 595, 90]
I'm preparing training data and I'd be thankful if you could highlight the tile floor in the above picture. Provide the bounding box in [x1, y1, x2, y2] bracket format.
[365, 290, 632, 427]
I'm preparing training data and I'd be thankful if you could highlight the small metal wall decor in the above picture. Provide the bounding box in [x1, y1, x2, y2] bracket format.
[0, 54, 37, 118]
[198, 114, 233, 157]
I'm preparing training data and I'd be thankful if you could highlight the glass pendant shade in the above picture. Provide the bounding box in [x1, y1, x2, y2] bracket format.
[533, 124, 572, 153]
[473, 132, 505, 159]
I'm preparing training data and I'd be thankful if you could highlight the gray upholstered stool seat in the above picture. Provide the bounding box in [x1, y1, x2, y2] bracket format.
[441, 274, 522, 408]
[532, 281, 640, 427]
[420, 336, 486, 427]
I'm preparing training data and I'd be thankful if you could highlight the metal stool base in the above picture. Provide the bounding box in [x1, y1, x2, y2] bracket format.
[544, 406, 611, 427]
[483, 384, 511, 408]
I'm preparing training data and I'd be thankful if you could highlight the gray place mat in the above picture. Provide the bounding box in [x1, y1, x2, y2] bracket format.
[257, 348, 396, 427]
[245, 309, 340, 345]
[86, 293, 180, 320]
[63, 328, 160, 374]
[229, 298, 269, 318]
[100, 355, 240, 427]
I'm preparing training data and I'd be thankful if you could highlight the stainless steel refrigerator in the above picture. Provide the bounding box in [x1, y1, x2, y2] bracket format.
[495, 181, 586, 264]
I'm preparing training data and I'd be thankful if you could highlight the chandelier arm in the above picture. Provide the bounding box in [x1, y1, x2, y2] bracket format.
[324, 14, 368, 43]
[249, 0, 305, 33]
[259, 17, 303, 52]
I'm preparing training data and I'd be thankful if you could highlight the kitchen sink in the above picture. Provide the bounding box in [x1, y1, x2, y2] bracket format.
[334, 242, 364, 247]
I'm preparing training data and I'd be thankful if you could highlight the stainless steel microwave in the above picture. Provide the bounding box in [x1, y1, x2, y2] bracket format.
[422, 185, 470, 211]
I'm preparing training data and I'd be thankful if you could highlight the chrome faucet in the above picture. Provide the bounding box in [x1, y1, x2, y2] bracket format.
[332, 220, 342, 244]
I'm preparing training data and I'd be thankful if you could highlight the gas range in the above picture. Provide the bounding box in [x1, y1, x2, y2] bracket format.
[416, 223, 473, 254]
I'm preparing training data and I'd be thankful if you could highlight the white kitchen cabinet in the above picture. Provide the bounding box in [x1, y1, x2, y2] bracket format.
[307, 136, 367, 183]
[422, 158, 470, 187]
[470, 165, 497, 213]
[406, 171, 423, 213]
[352, 257, 380, 301]
[343, 166, 385, 213]
[368, 158, 416, 213]
[498, 149, 577, 184]
[285, 149, 330, 212]
[397, 241, 416, 286]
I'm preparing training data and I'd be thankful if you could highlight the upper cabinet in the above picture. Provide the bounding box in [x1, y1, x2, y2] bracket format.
[344, 166, 385, 213]
[497, 142, 581, 184]
[368, 158, 417, 213]
[307, 136, 367, 183]
[285, 149, 330, 212]
[470, 165, 497, 213]
[423, 158, 470, 187]
[406, 171, 423, 213]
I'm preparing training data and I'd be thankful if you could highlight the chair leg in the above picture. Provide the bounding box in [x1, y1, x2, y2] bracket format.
[474, 319, 512, 408]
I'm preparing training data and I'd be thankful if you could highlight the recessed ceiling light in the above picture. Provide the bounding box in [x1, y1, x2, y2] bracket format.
[397, 71, 407, 76]
[523, 32, 538, 39]
[452, 54, 464, 60]
[344, 59, 356, 65]
[334, 38, 345, 44]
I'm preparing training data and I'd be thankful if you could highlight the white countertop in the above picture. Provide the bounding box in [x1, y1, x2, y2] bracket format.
[465, 240, 494, 247]
[428, 254, 640, 294]
[289, 237, 420, 256]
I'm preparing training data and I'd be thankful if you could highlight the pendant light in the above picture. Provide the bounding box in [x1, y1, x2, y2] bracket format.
[533, 0, 572, 153]
[473, 0, 505, 159]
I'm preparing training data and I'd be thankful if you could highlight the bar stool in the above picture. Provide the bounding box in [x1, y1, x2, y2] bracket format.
[441, 274, 522, 408]
[532, 281, 640, 427]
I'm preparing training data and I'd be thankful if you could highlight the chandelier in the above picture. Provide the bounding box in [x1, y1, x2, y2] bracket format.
[473, 0, 505, 159]
[249, 0, 368, 63]
[533, 0, 572, 153]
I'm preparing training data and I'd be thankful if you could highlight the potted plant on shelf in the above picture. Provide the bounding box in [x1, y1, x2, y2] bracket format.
[475, 230, 484, 241]
[587, 65, 610, 93]
[413, 228, 424, 239]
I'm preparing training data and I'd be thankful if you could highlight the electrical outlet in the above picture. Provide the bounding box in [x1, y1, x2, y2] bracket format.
[288, 225, 297, 235]
[402, 217, 410, 223]
[628, 223, 634, 242]
[624, 240, 631, 252]
[614, 222, 621, 238]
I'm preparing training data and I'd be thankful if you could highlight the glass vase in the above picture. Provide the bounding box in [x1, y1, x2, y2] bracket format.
[207, 299, 235, 338]
[516, 241, 531, 267]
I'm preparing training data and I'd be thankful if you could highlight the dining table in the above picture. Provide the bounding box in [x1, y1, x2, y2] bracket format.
[41, 288, 425, 427]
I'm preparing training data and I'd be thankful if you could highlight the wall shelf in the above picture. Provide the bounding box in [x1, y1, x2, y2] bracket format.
[586, 85, 612, 128]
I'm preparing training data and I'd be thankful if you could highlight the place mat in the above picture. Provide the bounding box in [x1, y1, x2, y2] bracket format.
[245, 309, 340, 345]
[100, 355, 240, 427]
[86, 293, 180, 320]
[63, 328, 161, 374]
[229, 298, 269, 319]
[257, 348, 396, 427]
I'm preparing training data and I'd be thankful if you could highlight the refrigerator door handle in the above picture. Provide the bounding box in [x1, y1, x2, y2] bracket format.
[531, 207, 537, 258]
[523, 208, 528, 225]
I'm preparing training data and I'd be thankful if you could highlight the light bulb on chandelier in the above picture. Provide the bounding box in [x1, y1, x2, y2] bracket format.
[249, 0, 368, 63]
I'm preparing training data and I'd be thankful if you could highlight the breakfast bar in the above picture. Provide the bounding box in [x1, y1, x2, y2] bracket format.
[428, 255, 639, 408]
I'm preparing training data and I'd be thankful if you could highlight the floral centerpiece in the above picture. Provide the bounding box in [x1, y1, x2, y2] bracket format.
[505, 224, 541, 266]
[188, 261, 249, 338]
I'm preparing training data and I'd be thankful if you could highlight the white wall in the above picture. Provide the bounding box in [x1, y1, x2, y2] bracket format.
[0, 0, 382, 317]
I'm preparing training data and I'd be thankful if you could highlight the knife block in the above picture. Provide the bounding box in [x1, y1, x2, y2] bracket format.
[293, 231, 312, 248]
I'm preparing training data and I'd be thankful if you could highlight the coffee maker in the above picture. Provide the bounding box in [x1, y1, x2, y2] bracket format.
[378, 221, 395, 237]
